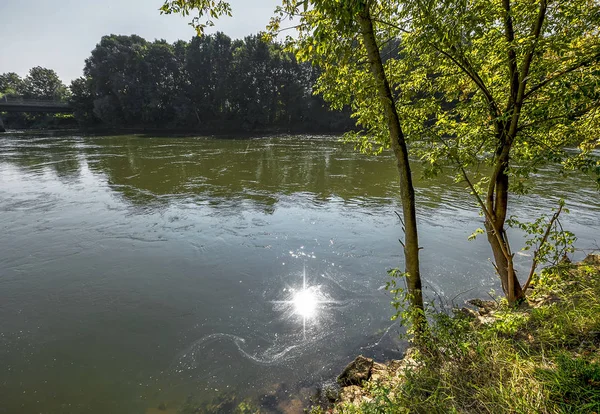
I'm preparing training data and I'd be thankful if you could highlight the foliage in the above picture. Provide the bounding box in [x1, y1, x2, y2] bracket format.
[327, 260, 600, 413]
[508, 200, 577, 280]
[0, 72, 24, 97]
[160, 0, 232, 36]
[74, 32, 351, 131]
[394, 0, 600, 302]
[21, 67, 69, 101]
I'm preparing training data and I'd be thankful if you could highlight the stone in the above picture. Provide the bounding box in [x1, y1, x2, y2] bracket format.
[467, 298, 497, 314]
[338, 385, 367, 405]
[277, 398, 304, 414]
[369, 362, 389, 382]
[337, 355, 374, 386]
[322, 382, 341, 402]
[456, 307, 479, 319]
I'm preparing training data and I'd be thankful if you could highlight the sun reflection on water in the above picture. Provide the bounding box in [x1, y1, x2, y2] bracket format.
[273, 265, 336, 339]
[292, 288, 318, 319]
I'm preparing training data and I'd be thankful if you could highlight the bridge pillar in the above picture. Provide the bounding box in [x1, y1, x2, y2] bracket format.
[0, 114, 5, 132]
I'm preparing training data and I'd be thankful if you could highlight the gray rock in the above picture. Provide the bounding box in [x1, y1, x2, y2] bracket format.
[467, 298, 497, 314]
[322, 381, 341, 402]
[337, 355, 374, 386]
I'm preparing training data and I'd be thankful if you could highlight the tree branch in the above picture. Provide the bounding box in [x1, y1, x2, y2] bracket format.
[431, 43, 500, 118]
[524, 52, 600, 100]
[522, 203, 563, 293]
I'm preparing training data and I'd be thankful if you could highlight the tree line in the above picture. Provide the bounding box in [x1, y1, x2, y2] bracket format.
[0, 33, 353, 132]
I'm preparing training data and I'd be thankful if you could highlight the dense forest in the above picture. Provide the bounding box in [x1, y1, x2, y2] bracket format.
[0, 33, 353, 132]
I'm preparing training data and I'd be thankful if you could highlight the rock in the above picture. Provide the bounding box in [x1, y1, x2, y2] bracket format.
[456, 306, 495, 325]
[466, 298, 497, 314]
[456, 307, 479, 319]
[369, 362, 389, 382]
[583, 254, 600, 266]
[337, 355, 374, 386]
[322, 382, 341, 402]
[277, 398, 304, 414]
[338, 385, 367, 405]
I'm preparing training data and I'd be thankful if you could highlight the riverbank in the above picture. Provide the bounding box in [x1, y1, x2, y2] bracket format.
[0, 124, 355, 136]
[317, 255, 600, 413]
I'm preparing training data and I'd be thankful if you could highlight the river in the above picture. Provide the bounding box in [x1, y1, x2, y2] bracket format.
[0, 133, 598, 413]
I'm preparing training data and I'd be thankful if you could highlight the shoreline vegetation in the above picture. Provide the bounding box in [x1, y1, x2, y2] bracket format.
[311, 255, 600, 414]
[0, 33, 355, 134]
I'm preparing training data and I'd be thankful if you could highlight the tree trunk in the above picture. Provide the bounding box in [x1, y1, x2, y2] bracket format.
[0, 115, 5, 133]
[357, 9, 426, 333]
[486, 151, 524, 304]
[485, 221, 524, 303]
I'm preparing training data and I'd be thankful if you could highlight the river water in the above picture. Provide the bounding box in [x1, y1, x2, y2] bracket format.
[0, 133, 598, 413]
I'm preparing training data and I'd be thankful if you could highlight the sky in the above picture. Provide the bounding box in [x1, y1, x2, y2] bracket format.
[0, 0, 279, 84]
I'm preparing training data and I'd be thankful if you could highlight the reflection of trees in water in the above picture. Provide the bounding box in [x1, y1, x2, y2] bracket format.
[1, 134, 506, 213]
[0, 135, 82, 182]
[80, 136, 419, 213]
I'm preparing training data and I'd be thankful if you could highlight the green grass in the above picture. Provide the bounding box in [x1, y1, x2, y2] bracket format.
[318, 261, 600, 414]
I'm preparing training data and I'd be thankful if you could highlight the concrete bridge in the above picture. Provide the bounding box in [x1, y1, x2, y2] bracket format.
[0, 97, 74, 132]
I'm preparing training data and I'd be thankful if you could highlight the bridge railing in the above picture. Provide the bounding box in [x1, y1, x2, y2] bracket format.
[1, 96, 71, 107]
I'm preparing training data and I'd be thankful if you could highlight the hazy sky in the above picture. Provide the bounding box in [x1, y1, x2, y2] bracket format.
[0, 0, 279, 84]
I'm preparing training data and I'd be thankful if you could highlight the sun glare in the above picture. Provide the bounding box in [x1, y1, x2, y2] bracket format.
[292, 289, 318, 319]
[273, 265, 337, 339]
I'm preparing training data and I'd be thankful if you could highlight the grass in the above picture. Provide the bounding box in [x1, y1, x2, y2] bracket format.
[316, 260, 600, 414]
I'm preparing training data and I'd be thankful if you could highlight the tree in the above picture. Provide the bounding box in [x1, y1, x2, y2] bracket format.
[69, 77, 98, 125]
[84, 34, 150, 126]
[185, 32, 234, 126]
[22, 67, 69, 101]
[76, 30, 351, 131]
[392, 0, 600, 304]
[160, 0, 428, 336]
[0, 72, 24, 97]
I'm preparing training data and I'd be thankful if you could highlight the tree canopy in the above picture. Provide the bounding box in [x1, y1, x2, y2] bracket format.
[69, 32, 352, 131]
[0, 68, 69, 101]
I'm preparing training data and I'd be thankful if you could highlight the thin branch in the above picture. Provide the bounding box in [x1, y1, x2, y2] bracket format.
[522, 203, 563, 293]
[370, 17, 411, 34]
[434, 136, 512, 265]
[394, 211, 406, 249]
[524, 52, 600, 100]
[432, 43, 500, 118]
[517, 102, 600, 132]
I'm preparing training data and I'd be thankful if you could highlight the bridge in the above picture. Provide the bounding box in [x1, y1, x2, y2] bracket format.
[0, 97, 74, 132]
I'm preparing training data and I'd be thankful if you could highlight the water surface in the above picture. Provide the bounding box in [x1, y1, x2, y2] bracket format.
[0, 133, 598, 413]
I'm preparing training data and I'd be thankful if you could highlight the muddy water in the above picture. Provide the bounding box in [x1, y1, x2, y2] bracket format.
[0, 133, 598, 413]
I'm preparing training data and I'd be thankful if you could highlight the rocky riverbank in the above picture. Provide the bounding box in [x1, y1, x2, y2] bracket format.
[314, 254, 600, 413]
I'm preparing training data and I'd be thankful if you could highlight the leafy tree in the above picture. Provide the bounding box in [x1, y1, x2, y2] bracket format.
[69, 77, 98, 125]
[75, 31, 351, 132]
[22, 67, 69, 101]
[185, 32, 234, 126]
[0, 72, 24, 97]
[84, 34, 150, 126]
[392, 0, 600, 304]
